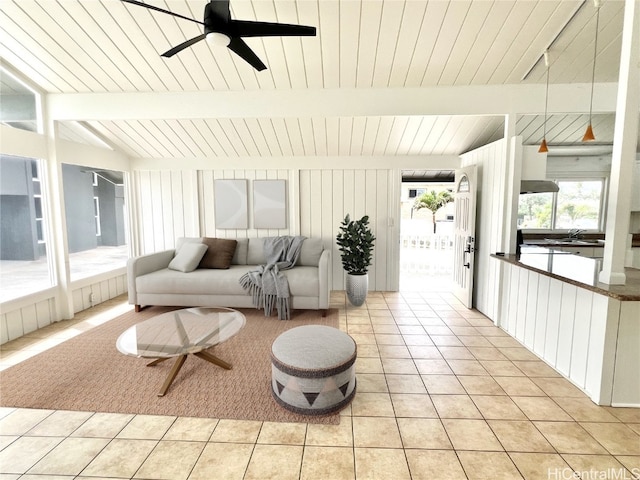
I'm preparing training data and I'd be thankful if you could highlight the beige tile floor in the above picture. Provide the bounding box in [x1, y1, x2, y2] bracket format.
[1, 291, 639, 480]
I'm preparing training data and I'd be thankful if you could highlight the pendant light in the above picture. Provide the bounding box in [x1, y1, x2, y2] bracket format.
[539, 51, 550, 153]
[583, 0, 601, 142]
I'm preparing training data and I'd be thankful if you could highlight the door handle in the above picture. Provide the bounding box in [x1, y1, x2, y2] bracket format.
[463, 250, 470, 269]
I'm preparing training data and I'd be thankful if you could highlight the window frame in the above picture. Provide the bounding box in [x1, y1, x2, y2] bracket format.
[518, 175, 608, 233]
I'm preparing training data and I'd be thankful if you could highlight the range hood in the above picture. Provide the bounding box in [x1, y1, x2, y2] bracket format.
[520, 180, 559, 194]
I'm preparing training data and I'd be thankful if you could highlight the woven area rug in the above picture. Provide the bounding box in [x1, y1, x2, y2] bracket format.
[0, 307, 341, 424]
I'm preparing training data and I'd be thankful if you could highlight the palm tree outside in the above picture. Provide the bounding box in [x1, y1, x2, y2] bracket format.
[413, 190, 454, 233]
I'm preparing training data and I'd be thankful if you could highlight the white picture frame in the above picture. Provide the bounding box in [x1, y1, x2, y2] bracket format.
[214, 179, 248, 229]
[253, 179, 286, 229]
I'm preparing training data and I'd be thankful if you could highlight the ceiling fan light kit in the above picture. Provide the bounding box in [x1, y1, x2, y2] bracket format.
[206, 32, 231, 47]
[120, 0, 316, 71]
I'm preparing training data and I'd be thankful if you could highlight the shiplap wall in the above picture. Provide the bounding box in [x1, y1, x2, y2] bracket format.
[1, 273, 127, 344]
[133, 168, 400, 292]
[199, 169, 294, 239]
[460, 139, 509, 320]
[70, 274, 128, 313]
[299, 169, 398, 292]
[132, 170, 199, 255]
[1, 296, 56, 344]
[498, 261, 640, 406]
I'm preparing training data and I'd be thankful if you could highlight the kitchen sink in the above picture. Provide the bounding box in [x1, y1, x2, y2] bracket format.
[544, 238, 604, 245]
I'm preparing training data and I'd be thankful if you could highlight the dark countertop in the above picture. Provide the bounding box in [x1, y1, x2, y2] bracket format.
[491, 247, 640, 301]
[524, 240, 604, 248]
[523, 233, 640, 248]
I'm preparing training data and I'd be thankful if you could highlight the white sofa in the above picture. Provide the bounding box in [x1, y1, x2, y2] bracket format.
[127, 237, 331, 315]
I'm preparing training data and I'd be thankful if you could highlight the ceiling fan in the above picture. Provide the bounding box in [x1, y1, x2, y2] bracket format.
[120, 0, 317, 71]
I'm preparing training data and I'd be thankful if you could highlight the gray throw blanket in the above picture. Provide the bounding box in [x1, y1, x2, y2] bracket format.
[239, 236, 306, 320]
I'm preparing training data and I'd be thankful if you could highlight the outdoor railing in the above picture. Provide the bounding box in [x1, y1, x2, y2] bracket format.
[401, 234, 454, 250]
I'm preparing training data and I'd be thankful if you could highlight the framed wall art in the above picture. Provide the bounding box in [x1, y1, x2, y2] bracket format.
[253, 179, 286, 229]
[214, 179, 248, 229]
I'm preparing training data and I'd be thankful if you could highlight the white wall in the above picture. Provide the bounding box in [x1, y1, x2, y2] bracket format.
[131, 170, 199, 255]
[299, 169, 399, 291]
[200, 169, 294, 239]
[498, 261, 640, 407]
[1, 274, 127, 344]
[132, 167, 401, 292]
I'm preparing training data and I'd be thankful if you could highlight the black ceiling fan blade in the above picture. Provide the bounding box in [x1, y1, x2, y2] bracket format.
[231, 20, 316, 38]
[162, 34, 207, 57]
[120, 0, 204, 26]
[227, 37, 267, 71]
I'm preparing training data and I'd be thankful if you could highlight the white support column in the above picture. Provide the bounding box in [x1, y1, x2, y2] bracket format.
[599, 0, 640, 285]
[502, 113, 520, 254]
[42, 113, 73, 319]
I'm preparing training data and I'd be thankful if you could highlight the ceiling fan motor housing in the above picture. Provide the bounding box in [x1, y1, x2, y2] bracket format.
[204, 2, 229, 36]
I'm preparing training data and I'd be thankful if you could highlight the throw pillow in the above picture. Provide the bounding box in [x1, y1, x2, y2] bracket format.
[199, 238, 238, 269]
[168, 243, 208, 272]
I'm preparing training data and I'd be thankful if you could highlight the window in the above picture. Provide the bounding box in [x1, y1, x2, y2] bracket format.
[518, 179, 605, 230]
[555, 180, 603, 229]
[62, 165, 128, 281]
[0, 155, 53, 302]
[0, 68, 40, 133]
[32, 160, 44, 243]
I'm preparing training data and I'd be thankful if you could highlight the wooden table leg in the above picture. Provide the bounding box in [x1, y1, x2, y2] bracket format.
[157, 355, 187, 397]
[147, 357, 170, 367]
[194, 350, 232, 370]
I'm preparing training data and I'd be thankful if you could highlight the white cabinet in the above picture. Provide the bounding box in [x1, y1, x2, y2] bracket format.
[554, 246, 603, 258]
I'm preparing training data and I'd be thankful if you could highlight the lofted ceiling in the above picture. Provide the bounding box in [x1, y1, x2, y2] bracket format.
[0, 0, 633, 160]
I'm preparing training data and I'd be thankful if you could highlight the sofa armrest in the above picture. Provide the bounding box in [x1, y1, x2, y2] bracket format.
[318, 249, 331, 309]
[127, 249, 175, 305]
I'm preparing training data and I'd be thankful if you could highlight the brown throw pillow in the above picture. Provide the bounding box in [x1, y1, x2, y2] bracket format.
[198, 238, 238, 269]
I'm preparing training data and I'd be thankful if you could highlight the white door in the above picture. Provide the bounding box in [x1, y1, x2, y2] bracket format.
[452, 166, 478, 308]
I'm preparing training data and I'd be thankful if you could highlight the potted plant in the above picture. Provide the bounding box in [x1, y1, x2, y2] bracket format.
[336, 214, 376, 306]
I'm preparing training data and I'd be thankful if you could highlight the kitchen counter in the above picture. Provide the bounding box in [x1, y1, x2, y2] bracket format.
[493, 246, 640, 406]
[524, 240, 604, 248]
[492, 246, 640, 301]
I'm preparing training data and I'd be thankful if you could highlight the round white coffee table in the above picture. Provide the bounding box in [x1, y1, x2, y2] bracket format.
[117, 307, 246, 396]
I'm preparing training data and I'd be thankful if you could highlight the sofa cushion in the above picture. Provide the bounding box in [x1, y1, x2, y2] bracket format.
[136, 265, 319, 297]
[247, 238, 266, 265]
[199, 238, 237, 269]
[176, 237, 203, 250]
[168, 243, 208, 272]
[297, 238, 324, 266]
[232, 238, 249, 265]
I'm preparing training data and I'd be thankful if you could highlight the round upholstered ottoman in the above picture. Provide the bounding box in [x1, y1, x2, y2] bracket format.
[271, 325, 357, 415]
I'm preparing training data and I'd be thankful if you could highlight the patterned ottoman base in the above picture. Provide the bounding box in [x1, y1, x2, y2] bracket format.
[271, 325, 357, 415]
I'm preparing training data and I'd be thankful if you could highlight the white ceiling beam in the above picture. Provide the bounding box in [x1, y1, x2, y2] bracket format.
[46, 83, 619, 121]
[130, 154, 462, 171]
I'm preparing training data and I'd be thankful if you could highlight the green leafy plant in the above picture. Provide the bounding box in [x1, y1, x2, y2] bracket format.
[413, 190, 454, 233]
[336, 214, 376, 275]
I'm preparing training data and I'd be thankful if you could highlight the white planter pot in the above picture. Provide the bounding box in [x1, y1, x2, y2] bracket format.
[346, 273, 368, 306]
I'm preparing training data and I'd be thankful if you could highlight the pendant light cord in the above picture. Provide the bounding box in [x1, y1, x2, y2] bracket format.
[587, 6, 601, 124]
[543, 61, 550, 139]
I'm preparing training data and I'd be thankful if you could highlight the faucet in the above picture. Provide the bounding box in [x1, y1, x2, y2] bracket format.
[568, 229, 585, 239]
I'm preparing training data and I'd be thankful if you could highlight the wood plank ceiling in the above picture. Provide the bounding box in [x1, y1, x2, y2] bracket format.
[0, 0, 628, 160]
